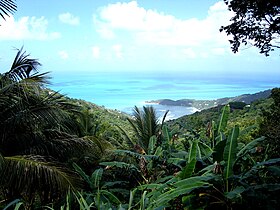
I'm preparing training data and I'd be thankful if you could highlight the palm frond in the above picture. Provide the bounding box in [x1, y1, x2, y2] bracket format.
[0, 0, 17, 21]
[0, 155, 82, 202]
[33, 130, 99, 161]
[5, 47, 41, 81]
[128, 106, 160, 151]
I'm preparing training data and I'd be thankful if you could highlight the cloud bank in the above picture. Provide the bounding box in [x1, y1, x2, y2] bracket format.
[0, 16, 60, 40]
[59, 12, 80, 25]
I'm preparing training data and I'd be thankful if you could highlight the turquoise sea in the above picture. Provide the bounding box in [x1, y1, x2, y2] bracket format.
[48, 71, 280, 120]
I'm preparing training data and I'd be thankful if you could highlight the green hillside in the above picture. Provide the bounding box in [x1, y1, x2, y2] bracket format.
[147, 89, 271, 110]
[166, 97, 273, 144]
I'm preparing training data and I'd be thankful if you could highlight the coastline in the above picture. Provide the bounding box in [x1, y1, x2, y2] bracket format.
[121, 103, 200, 120]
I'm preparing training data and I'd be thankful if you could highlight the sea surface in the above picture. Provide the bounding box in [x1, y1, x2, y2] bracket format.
[48, 71, 280, 120]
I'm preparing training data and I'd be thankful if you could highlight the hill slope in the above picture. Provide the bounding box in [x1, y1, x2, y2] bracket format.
[147, 89, 271, 110]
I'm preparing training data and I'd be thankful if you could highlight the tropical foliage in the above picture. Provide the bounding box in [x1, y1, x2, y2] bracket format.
[0, 48, 108, 208]
[1, 50, 279, 209]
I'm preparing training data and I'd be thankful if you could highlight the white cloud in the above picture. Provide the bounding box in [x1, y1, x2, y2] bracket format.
[211, 47, 226, 55]
[92, 46, 100, 59]
[182, 48, 196, 59]
[112, 44, 123, 59]
[94, 1, 234, 55]
[59, 12, 80, 25]
[58, 50, 69, 59]
[0, 16, 60, 40]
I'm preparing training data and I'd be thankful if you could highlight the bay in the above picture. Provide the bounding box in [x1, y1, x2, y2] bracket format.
[48, 71, 279, 120]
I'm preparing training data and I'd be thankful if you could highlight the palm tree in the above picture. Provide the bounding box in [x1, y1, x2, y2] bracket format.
[0, 0, 17, 21]
[127, 106, 168, 152]
[0, 48, 96, 206]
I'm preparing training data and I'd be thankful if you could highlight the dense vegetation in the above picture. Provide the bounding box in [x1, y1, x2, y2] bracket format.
[0, 48, 279, 210]
[1, 0, 279, 209]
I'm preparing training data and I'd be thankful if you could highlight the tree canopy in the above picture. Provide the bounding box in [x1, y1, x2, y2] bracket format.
[221, 0, 280, 56]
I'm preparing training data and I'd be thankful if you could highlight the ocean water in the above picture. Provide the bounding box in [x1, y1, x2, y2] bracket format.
[48, 71, 279, 120]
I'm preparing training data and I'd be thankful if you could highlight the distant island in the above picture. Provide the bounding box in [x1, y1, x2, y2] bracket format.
[145, 89, 271, 110]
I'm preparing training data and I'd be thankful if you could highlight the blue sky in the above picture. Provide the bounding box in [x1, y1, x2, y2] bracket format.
[0, 0, 279, 80]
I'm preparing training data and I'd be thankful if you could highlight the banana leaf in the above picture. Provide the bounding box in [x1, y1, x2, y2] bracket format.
[237, 136, 265, 158]
[148, 176, 211, 209]
[223, 126, 239, 192]
[148, 135, 157, 155]
[217, 104, 230, 134]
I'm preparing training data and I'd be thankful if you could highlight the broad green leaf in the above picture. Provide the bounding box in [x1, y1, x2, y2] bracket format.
[150, 177, 210, 209]
[173, 175, 213, 188]
[179, 140, 198, 179]
[198, 141, 213, 159]
[154, 146, 163, 157]
[188, 140, 198, 163]
[237, 136, 265, 157]
[148, 135, 157, 155]
[255, 158, 280, 167]
[210, 120, 216, 147]
[138, 183, 162, 190]
[223, 126, 239, 192]
[179, 158, 197, 179]
[242, 158, 280, 180]
[267, 166, 280, 176]
[217, 104, 230, 134]
[215, 132, 226, 145]
[225, 186, 245, 200]
[162, 125, 171, 153]
[213, 140, 226, 162]
[167, 157, 185, 169]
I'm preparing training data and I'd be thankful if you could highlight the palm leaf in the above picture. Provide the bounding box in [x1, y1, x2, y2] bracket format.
[0, 0, 17, 21]
[24, 131, 98, 162]
[6, 47, 41, 81]
[115, 124, 136, 148]
[128, 106, 160, 151]
[0, 155, 81, 201]
[161, 110, 169, 127]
